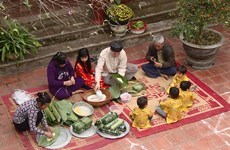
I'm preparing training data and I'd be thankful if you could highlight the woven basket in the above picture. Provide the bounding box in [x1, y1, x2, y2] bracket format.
[81, 89, 112, 107]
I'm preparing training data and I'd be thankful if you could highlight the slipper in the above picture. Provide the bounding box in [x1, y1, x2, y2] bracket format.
[161, 74, 168, 80]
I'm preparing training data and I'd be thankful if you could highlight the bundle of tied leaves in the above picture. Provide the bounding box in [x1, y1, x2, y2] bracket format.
[95, 112, 126, 136]
[72, 117, 92, 134]
[44, 100, 79, 126]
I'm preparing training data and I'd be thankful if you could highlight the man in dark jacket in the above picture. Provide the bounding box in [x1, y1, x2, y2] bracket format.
[141, 35, 177, 79]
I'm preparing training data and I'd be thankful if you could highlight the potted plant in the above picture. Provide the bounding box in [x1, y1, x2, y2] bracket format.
[171, 0, 229, 69]
[0, 19, 41, 62]
[128, 20, 147, 34]
[105, 1, 134, 36]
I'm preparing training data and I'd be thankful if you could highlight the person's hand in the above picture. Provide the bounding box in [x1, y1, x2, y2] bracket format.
[70, 76, 75, 85]
[64, 80, 72, 86]
[45, 131, 53, 138]
[150, 57, 156, 62]
[149, 115, 153, 121]
[158, 99, 164, 104]
[129, 114, 133, 120]
[154, 62, 162, 68]
[46, 126, 53, 133]
[94, 82, 100, 92]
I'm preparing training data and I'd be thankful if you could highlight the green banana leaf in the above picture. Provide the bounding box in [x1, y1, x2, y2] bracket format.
[109, 84, 121, 99]
[37, 126, 60, 147]
[111, 73, 128, 87]
[109, 76, 146, 98]
[53, 100, 78, 126]
[44, 107, 57, 126]
[53, 102, 68, 124]
[121, 81, 146, 95]
[49, 101, 61, 122]
[54, 100, 72, 114]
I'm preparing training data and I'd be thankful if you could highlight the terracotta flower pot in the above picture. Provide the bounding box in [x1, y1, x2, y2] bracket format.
[180, 29, 225, 69]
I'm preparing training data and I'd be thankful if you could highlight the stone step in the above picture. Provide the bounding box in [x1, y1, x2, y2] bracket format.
[2, 0, 177, 48]
[0, 19, 175, 76]
[0, 0, 178, 76]
[11, 0, 177, 38]
[129, 0, 177, 17]
[37, 8, 176, 47]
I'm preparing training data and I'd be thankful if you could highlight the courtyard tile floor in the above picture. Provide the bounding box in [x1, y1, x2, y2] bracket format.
[0, 25, 229, 150]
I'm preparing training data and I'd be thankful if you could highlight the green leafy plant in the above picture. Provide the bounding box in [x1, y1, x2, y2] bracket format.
[131, 20, 145, 29]
[0, 19, 41, 62]
[171, 0, 229, 45]
[106, 3, 134, 25]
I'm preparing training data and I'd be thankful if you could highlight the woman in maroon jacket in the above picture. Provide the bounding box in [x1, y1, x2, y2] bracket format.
[47, 52, 87, 100]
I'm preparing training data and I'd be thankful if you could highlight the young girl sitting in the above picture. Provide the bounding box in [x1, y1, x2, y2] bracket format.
[180, 81, 195, 112]
[166, 65, 189, 93]
[156, 87, 183, 124]
[130, 96, 153, 129]
[75, 48, 107, 89]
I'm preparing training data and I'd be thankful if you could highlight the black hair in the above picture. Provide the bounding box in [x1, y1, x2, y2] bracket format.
[169, 87, 179, 99]
[137, 96, 148, 109]
[177, 65, 187, 74]
[180, 81, 192, 91]
[75, 48, 91, 73]
[36, 92, 51, 105]
[52, 52, 67, 65]
[110, 40, 123, 52]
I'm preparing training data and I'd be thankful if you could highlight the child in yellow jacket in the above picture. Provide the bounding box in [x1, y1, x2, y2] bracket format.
[130, 96, 153, 129]
[167, 65, 189, 93]
[157, 87, 183, 124]
[180, 81, 195, 112]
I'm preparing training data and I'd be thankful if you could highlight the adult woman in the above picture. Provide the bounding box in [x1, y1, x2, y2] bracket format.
[47, 52, 86, 100]
[13, 92, 53, 138]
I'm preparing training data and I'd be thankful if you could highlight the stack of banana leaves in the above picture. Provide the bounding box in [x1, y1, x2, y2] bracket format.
[109, 73, 146, 99]
[37, 126, 60, 147]
[95, 112, 126, 136]
[44, 100, 79, 126]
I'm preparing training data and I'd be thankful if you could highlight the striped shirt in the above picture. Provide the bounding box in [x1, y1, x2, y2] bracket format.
[13, 99, 48, 135]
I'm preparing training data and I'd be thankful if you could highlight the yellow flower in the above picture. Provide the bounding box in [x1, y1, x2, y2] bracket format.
[106, 4, 134, 23]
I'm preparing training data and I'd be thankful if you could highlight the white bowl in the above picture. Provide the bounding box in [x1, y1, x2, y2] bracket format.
[72, 101, 94, 117]
[109, 105, 123, 115]
[130, 29, 146, 34]
[120, 92, 132, 103]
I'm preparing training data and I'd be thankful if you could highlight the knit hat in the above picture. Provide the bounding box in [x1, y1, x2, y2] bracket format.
[110, 41, 123, 52]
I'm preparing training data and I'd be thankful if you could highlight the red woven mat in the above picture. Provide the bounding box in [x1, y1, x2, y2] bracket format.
[1, 85, 131, 150]
[1, 58, 229, 149]
[121, 59, 230, 138]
